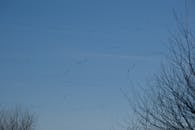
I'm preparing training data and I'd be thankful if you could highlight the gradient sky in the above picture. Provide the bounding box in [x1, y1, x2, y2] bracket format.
[0, 0, 195, 130]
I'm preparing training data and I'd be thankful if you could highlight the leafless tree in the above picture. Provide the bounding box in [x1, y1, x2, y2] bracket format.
[128, 2, 195, 130]
[0, 107, 35, 130]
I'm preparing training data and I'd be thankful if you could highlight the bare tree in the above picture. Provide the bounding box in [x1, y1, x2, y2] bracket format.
[128, 2, 195, 130]
[0, 107, 35, 130]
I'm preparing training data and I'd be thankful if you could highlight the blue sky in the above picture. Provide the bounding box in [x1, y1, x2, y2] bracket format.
[0, 0, 194, 130]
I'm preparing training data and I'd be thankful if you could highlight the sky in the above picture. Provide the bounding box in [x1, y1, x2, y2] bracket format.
[0, 0, 195, 130]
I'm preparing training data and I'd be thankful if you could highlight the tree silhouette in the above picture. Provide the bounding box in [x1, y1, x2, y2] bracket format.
[0, 107, 35, 130]
[128, 2, 195, 130]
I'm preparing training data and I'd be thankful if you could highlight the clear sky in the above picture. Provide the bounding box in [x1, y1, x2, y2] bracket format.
[0, 0, 194, 130]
